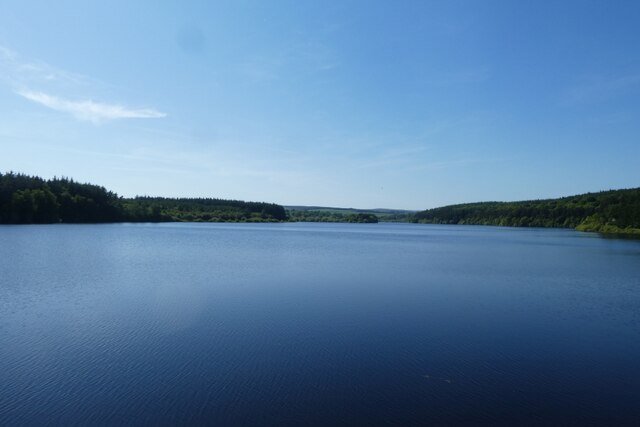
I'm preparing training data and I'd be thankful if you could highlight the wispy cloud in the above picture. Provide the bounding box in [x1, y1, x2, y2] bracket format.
[421, 67, 491, 87]
[354, 145, 432, 170]
[561, 73, 640, 105]
[1, 44, 88, 87]
[1, 44, 166, 123]
[413, 156, 503, 171]
[17, 89, 166, 124]
[238, 41, 338, 82]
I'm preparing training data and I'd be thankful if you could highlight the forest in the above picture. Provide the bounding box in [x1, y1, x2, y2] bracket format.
[285, 206, 412, 223]
[0, 172, 287, 224]
[3, 171, 639, 234]
[412, 188, 640, 235]
[286, 209, 379, 223]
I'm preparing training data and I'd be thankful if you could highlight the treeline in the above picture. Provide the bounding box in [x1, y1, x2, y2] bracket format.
[412, 188, 640, 235]
[0, 172, 287, 224]
[287, 209, 378, 223]
[123, 197, 287, 223]
[286, 206, 414, 223]
[1, 173, 124, 223]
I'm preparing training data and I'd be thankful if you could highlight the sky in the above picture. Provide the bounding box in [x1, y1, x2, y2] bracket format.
[1, 0, 639, 210]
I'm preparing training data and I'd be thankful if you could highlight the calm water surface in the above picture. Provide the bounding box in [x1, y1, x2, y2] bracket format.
[1, 223, 640, 426]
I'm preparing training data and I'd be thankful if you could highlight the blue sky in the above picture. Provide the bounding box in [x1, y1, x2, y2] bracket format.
[1, 0, 639, 209]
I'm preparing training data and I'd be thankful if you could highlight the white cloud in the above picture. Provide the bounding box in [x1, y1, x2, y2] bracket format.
[1, 44, 87, 86]
[2, 44, 166, 123]
[17, 89, 166, 124]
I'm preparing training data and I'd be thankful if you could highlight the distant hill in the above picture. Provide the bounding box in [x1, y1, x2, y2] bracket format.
[412, 188, 640, 235]
[285, 206, 414, 223]
[0, 172, 287, 224]
[5, 171, 637, 234]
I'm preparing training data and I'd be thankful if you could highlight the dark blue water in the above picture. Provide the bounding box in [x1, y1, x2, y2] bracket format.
[1, 223, 640, 426]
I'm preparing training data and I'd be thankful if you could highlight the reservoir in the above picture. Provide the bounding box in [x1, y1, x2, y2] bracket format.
[1, 223, 640, 426]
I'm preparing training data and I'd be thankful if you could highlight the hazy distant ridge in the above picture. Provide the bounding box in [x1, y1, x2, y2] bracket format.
[285, 206, 413, 223]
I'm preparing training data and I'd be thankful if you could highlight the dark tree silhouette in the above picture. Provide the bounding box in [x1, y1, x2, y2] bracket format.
[0, 172, 288, 224]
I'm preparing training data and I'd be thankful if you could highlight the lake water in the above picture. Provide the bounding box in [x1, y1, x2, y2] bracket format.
[1, 223, 640, 426]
